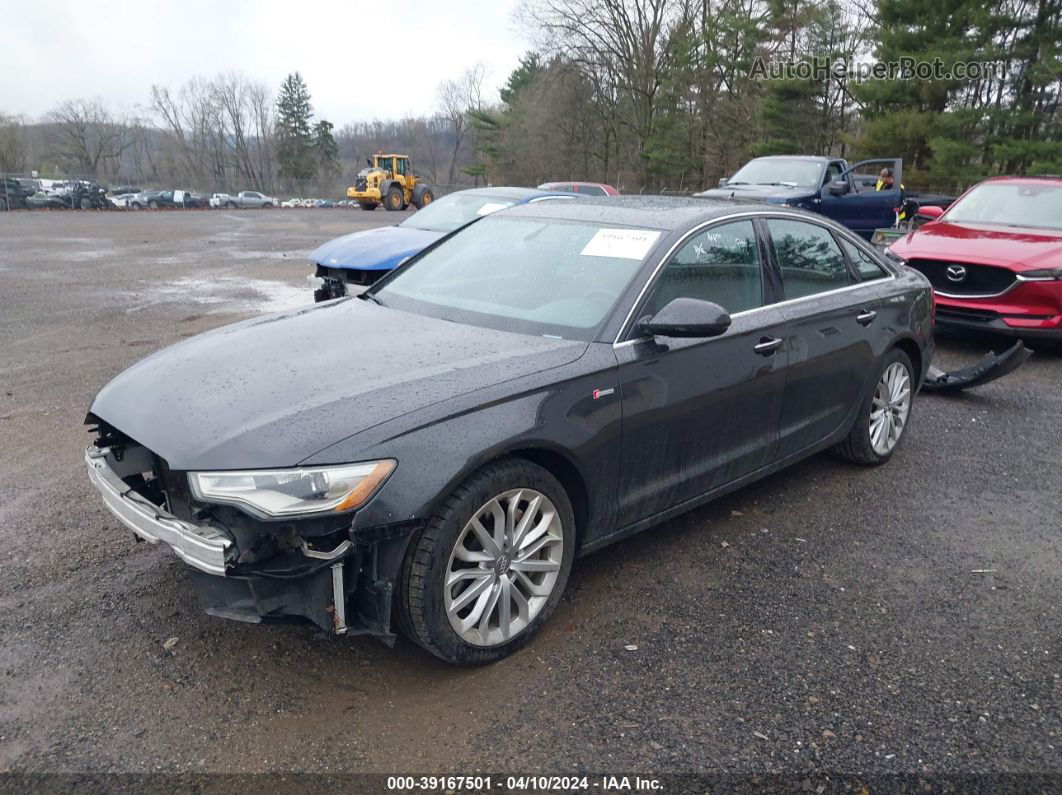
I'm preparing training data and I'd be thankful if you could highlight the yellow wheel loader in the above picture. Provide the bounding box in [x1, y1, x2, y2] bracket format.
[346, 153, 435, 211]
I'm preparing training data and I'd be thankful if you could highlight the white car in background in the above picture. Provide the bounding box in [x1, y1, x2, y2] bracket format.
[208, 193, 232, 208]
[281, 197, 302, 208]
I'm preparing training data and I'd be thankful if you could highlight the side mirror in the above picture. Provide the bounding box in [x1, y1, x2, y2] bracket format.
[718, 177, 729, 187]
[917, 205, 944, 220]
[640, 297, 731, 339]
[827, 179, 850, 196]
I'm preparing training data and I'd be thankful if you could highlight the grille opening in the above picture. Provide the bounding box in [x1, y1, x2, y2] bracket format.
[907, 259, 1016, 296]
[90, 418, 169, 511]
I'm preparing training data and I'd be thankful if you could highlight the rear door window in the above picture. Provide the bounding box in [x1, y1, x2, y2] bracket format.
[840, 238, 889, 281]
[766, 219, 853, 299]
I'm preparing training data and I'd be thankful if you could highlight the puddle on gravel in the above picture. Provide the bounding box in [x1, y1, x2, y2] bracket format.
[125, 276, 312, 315]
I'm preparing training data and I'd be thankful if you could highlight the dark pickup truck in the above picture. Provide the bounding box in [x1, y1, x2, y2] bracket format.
[696, 156, 953, 240]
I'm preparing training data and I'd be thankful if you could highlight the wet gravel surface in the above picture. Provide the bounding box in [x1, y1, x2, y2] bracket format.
[0, 209, 1058, 784]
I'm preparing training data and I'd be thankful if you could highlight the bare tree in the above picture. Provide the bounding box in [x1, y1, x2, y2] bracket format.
[0, 112, 26, 173]
[518, 0, 689, 182]
[47, 99, 132, 177]
[437, 64, 487, 184]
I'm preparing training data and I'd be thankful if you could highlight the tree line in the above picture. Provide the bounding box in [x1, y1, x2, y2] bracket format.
[1, 0, 1058, 194]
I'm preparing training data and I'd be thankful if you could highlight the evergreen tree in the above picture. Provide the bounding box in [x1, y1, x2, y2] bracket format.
[275, 72, 316, 181]
[852, 0, 1060, 190]
[500, 53, 544, 106]
[313, 119, 340, 177]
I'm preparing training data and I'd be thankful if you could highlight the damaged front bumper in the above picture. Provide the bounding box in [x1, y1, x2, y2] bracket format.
[86, 446, 232, 575]
[85, 445, 409, 641]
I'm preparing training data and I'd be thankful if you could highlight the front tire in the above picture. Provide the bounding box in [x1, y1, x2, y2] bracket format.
[359, 202, 378, 211]
[385, 186, 404, 211]
[833, 348, 914, 466]
[396, 459, 575, 665]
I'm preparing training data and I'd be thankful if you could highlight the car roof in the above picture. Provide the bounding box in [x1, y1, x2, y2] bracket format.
[497, 195, 768, 230]
[981, 175, 1062, 185]
[540, 181, 610, 187]
[450, 186, 573, 202]
[748, 155, 833, 163]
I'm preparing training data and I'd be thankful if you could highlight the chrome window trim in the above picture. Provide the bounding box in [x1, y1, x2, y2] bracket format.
[612, 210, 897, 347]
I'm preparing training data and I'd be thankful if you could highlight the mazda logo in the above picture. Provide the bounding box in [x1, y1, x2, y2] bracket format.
[946, 265, 967, 282]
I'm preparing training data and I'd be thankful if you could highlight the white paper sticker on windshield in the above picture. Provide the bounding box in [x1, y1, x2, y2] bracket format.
[476, 202, 509, 216]
[580, 228, 661, 260]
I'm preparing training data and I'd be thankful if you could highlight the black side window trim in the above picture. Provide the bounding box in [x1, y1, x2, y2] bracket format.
[829, 228, 862, 283]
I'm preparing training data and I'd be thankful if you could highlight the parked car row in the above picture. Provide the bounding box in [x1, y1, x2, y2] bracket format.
[0, 181, 341, 211]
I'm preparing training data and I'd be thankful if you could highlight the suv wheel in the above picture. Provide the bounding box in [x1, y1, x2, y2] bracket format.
[833, 347, 914, 465]
[396, 459, 575, 665]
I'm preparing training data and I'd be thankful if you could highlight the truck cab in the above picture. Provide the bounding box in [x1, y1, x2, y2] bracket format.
[696, 155, 905, 239]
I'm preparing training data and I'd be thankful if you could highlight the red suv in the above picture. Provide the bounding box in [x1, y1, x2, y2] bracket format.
[888, 176, 1061, 347]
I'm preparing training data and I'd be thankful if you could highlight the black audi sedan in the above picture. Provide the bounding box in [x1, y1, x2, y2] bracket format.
[85, 197, 933, 664]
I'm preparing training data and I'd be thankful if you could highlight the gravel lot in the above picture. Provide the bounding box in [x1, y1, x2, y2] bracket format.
[0, 209, 1058, 783]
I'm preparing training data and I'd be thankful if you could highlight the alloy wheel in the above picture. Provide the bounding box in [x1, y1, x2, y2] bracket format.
[444, 488, 564, 647]
[870, 361, 911, 455]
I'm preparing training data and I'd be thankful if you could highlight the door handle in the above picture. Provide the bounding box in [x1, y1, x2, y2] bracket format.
[856, 309, 877, 326]
[753, 336, 784, 356]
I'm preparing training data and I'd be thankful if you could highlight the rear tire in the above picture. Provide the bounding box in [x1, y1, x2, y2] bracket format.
[396, 459, 575, 665]
[385, 186, 404, 211]
[832, 348, 914, 466]
[412, 185, 435, 209]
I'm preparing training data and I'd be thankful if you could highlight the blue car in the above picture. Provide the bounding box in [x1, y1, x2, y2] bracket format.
[695, 156, 954, 240]
[310, 186, 578, 301]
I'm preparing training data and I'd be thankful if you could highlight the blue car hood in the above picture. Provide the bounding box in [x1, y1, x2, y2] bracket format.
[695, 184, 814, 203]
[309, 225, 445, 271]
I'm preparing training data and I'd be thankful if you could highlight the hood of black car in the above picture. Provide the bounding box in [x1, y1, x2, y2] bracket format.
[90, 299, 587, 470]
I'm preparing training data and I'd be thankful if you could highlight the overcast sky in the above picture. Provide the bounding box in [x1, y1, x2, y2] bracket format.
[1, 0, 531, 124]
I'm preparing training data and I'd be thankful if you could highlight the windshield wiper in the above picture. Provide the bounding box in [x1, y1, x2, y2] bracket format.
[359, 292, 385, 306]
[726, 181, 750, 186]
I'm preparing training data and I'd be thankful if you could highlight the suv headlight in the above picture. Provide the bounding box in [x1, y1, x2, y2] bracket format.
[189, 460, 395, 518]
[1019, 268, 1062, 280]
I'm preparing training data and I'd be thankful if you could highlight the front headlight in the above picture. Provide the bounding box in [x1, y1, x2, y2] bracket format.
[188, 460, 395, 518]
[1019, 268, 1062, 280]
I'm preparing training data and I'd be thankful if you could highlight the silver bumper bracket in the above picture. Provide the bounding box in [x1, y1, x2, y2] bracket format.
[85, 447, 233, 576]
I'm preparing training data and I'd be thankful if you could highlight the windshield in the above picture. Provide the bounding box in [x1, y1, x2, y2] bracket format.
[376, 216, 660, 340]
[944, 182, 1062, 230]
[401, 192, 522, 232]
[728, 158, 824, 188]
